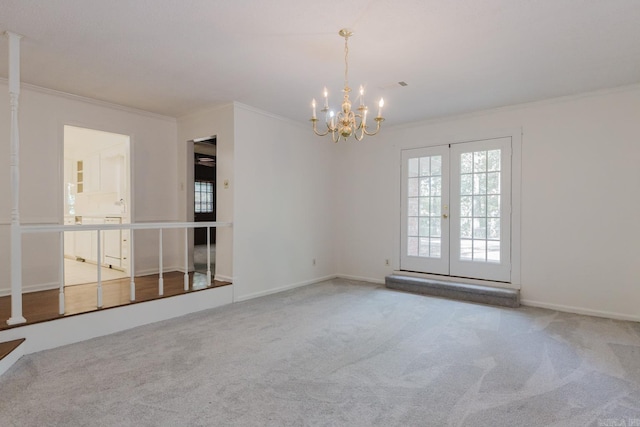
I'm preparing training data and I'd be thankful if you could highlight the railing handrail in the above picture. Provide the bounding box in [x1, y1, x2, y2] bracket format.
[20, 221, 232, 233]
[7, 220, 230, 326]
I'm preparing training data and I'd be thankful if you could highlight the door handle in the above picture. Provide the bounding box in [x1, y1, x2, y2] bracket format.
[443, 213, 449, 219]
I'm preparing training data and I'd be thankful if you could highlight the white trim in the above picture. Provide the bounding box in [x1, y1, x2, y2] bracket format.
[213, 274, 234, 283]
[336, 274, 386, 285]
[0, 285, 233, 355]
[134, 266, 182, 277]
[392, 270, 520, 290]
[449, 137, 512, 282]
[0, 281, 59, 297]
[521, 299, 640, 323]
[0, 339, 25, 378]
[233, 102, 308, 130]
[234, 275, 337, 302]
[386, 83, 640, 132]
[395, 129, 522, 285]
[0, 77, 177, 122]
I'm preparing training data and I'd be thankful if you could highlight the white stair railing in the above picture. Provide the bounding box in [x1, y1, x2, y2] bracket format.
[7, 221, 231, 324]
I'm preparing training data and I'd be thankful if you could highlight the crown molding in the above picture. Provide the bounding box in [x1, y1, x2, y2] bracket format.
[232, 102, 307, 130]
[389, 82, 640, 131]
[0, 77, 177, 123]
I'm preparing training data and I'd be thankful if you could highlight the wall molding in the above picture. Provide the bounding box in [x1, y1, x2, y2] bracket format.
[389, 82, 640, 132]
[214, 274, 233, 283]
[0, 281, 59, 297]
[233, 102, 308, 131]
[520, 299, 640, 323]
[234, 275, 337, 302]
[0, 77, 177, 123]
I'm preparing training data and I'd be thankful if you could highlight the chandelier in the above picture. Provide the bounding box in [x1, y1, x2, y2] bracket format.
[310, 29, 384, 142]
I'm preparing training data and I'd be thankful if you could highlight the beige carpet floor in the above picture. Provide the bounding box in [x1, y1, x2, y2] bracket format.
[1, 279, 639, 426]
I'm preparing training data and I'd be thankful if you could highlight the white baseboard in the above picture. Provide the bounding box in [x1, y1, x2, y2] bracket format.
[336, 274, 385, 285]
[0, 282, 59, 297]
[234, 275, 337, 302]
[135, 266, 182, 277]
[520, 299, 640, 323]
[214, 274, 233, 283]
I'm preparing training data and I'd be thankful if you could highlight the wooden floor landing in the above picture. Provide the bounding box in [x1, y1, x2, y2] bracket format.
[0, 272, 231, 331]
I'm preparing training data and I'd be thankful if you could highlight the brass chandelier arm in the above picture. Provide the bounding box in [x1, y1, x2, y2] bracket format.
[310, 119, 330, 137]
[362, 117, 384, 136]
[311, 118, 341, 143]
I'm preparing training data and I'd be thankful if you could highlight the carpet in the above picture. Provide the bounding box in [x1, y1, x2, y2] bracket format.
[1, 279, 639, 426]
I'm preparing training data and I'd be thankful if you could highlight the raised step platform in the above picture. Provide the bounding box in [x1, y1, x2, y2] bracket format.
[385, 275, 520, 308]
[0, 338, 26, 378]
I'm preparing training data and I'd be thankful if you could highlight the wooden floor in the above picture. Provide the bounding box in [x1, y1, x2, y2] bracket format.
[0, 272, 231, 331]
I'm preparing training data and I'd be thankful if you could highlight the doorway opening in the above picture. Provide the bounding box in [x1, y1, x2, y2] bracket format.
[193, 136, 216, 277]
[63, 125, 131, 286]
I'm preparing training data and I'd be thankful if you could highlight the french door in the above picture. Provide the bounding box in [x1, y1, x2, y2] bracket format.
[400, 137, 511, 282]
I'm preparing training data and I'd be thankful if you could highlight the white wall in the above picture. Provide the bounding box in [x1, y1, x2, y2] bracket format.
[0, 81, 180, 293]
[232, 104, 337, 300]
[335, 85, 640, 321]
[177, 103, 235, 282]
[177, 103, 337, 300]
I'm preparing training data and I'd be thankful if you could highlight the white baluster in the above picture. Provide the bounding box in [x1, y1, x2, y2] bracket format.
[97, 229, 102, 308]
[207, 226, 212, 287]
[59, 230, 65, 315]
[129, 227, 135, 301]
[184, 228, 189, 291]
[158, 228, 164, 296]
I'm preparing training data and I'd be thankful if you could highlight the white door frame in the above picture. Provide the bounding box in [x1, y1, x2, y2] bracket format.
[395, 129, 522, 287]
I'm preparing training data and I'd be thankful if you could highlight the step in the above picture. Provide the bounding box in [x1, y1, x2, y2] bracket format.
[0, 338, 26, 378]
[385, 275, 520, 308]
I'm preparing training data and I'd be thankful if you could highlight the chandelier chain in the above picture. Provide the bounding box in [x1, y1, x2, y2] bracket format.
[344, 36, 349, 90]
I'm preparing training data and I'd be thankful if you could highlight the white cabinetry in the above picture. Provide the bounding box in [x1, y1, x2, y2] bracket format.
[104, 217, 122, 267]
[83, 154, 101, 193]
[63, 216, 76, 257]
[74, 217, 104, 263]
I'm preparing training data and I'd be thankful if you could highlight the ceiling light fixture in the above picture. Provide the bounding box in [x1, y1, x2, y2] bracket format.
[310, 29, 384, 142]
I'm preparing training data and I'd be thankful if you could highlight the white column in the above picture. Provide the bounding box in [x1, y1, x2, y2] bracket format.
[6, 31, 26, 325]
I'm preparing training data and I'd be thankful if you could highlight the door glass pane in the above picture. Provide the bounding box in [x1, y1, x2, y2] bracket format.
[408, 158, 419, 177]
[459, 149, 501, 263]
[408, 237, 419, 256]
[406, 154, 442, 259]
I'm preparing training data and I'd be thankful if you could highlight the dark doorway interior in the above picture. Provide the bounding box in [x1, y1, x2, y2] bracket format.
[194, 138, 216, 246]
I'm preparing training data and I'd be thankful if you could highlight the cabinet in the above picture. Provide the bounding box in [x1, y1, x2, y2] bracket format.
[84, 155, 101, 193]
[63, 216, 76, 257]
[74, 217, 104, 263]
[104, 217, 122, 267]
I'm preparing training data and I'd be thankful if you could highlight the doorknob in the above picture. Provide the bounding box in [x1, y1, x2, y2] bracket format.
[443, 213, 449, 219]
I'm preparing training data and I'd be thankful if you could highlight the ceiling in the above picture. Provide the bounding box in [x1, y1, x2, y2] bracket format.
[1, 0, 640, 125]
